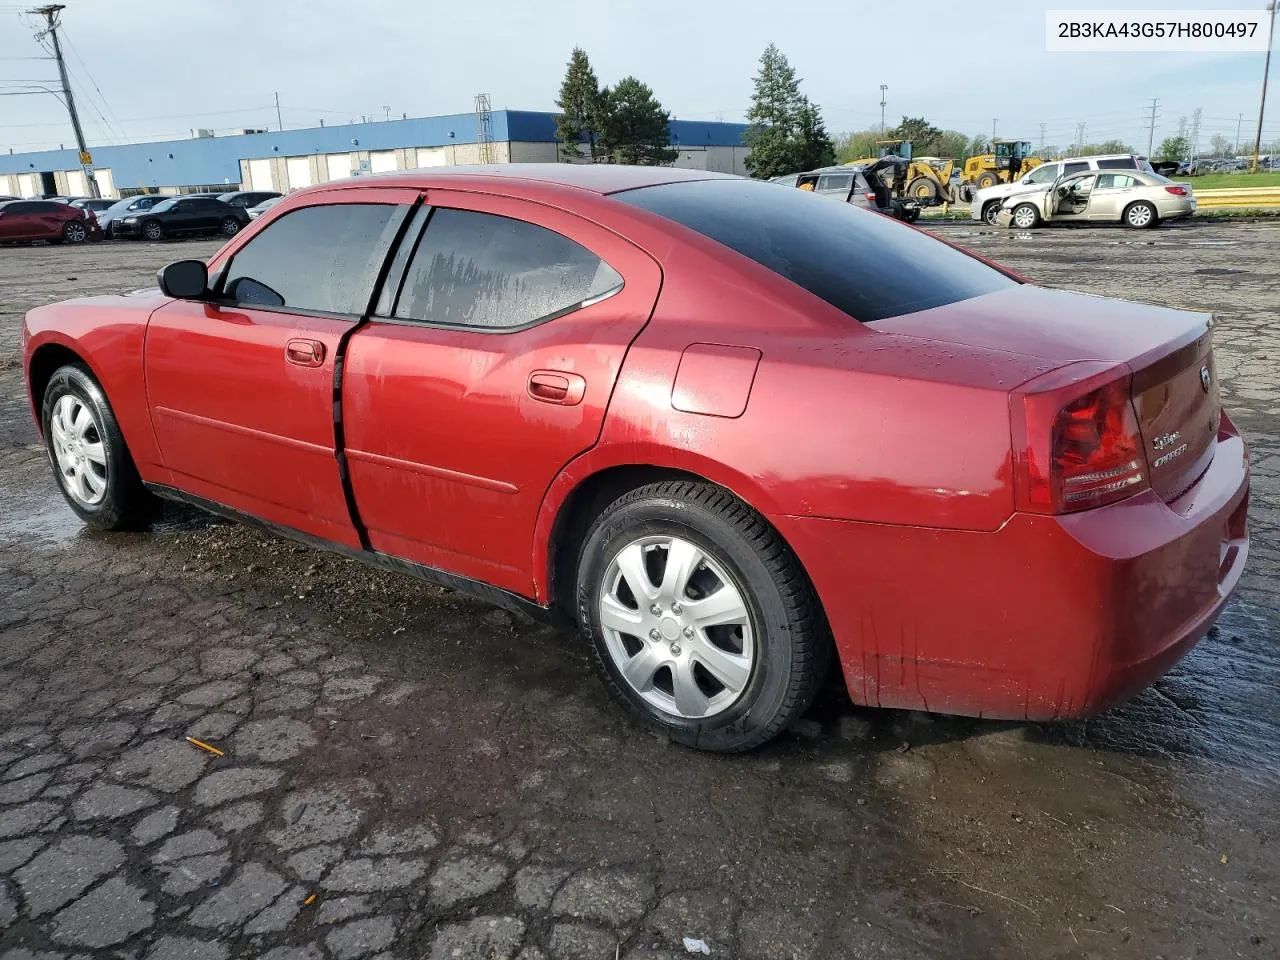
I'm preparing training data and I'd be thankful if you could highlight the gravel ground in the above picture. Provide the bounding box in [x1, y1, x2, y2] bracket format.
[0, 223, 1277, 960]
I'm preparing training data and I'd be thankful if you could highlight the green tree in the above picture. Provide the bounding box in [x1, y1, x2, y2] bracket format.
[933, 130, 970, 159]
[597, 77, 678, 165]
[1157, 135, 1189, 161]
[555, 47, 605, 161]
[794, 97, 835, 170]
[967, 133, 989, 156]
[743, 43, 835, 178]
[1209, 134, 1232, 157]
[835, 130, 880, 163]
[887, 116, 942, 154]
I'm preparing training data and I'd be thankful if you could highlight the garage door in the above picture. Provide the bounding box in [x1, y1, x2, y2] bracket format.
[285, 157, 312, 189]
[95, 168, 115, 198]
[247, 158, 273, 191]
[415, 147, 447, 168]
[370, 151, 398, 173]
[326, 154, 352, 181]
[65, 170, 87, 195]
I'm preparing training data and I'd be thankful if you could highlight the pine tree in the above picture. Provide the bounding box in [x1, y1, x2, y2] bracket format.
[743, 44, 833, 179]
[555, 48, 604, 161]
[598, 77, 678, 165]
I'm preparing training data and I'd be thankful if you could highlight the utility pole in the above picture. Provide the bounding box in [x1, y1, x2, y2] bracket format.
[30, 5, 99, 197]
[1188, 106, 1202, 168]
[1252, 0, 1277, 171]
[1146, 98, 1160, 157]
[383, 105, 391, 122]
[1039, 122, 1047, 152]
[879, 84, 888, 133]
[1235, 112, 1244, 154]
[992, 118, 998, 143]
[274, 91, 283, 132]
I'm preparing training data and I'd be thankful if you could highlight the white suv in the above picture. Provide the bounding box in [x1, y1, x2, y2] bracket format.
[971, 154, 1156, 224]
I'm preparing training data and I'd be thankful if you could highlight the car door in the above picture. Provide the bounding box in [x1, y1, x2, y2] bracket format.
[341, 191, 663, 594]
[194, 199, 224, 232]
[144, 188, 417, 547]
[0, 202, 28, 240]
[1087, 173, 1136, 220]
[1053, 174, 1096, 219]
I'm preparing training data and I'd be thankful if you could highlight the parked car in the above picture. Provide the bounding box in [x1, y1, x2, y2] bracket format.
[218, 190, 282, 209]
[69, 198, 116, 220]
[20, 165, 1249, 752]
[998, 170, 1195, 229]
[246, 195, 285, 219]
[786, 160, 922, 222]
[0, 199, 101, 244]
[971, 154, 1156, 225]
[113, 195, 249, 241]
[96, 194, 168, 238]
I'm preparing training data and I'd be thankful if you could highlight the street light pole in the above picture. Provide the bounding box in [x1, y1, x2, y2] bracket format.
[879, 84, 887, 133]
[1252, 1, 1277, 171]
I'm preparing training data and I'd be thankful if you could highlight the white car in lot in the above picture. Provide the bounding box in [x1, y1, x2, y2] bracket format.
[971, 154, 1156, 225]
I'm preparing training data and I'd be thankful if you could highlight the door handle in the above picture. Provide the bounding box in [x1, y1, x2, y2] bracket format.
[528, 370, 586, 406]
[285, 339, 325, 367]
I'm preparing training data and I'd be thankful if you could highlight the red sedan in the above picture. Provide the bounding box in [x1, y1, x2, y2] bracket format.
[0, 198, 101, 244]
[20, 166, 1249, 751]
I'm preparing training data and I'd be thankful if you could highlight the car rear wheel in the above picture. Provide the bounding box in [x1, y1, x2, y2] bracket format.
[576, 480, 829, 752]
[41, 364, 156, 531]
[142, 220, 164, 241]
[1011, 203, 1040, 229]
[1124, 201, 1158, 229]
[983, 201, 1002, 225]
[62, 220, 88, 244]
[221, 217, 241, 236]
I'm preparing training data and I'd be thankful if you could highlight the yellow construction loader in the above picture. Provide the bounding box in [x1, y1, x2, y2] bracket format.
[842, 140, 954, 205]
[961, 139, 1042, 191]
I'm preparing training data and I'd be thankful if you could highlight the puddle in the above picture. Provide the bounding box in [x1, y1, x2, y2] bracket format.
[0, 495, 218, 546]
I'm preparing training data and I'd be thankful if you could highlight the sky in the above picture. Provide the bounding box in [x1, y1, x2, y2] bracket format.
[1, 0, 1276, 155]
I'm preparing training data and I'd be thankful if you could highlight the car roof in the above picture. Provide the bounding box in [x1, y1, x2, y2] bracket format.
[308, 163, 740, 198]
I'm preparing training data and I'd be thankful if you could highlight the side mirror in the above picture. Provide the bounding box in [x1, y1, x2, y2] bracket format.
[157, 259, 208, 300]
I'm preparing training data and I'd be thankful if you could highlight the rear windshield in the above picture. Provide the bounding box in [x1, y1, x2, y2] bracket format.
[613, 179, 1014, 322]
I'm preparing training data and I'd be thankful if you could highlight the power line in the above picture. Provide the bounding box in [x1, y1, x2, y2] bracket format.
[28, 4, 100, 197]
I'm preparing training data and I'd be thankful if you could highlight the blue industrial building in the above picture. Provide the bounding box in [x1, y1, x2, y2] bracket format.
[1, 109, 751, 198]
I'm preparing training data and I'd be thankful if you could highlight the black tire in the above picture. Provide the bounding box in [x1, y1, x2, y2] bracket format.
[1124, 201, 1159, 229]
[220, 217, 241, 237]
[141, 220, 164, 241]
[982, 201, 1002, 225]
[906, 176, 939, 201]
[62, 220, 88, 244]
[975, 171, 999, 189]
[904, 208, 921, 223]
[576, 480, 830, 752]
[41, 364, 156, 531]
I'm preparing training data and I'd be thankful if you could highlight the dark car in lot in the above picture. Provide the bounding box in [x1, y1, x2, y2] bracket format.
[218, 190, 282, 209]
[0, 199, 101, 244]
[113, 195, 249, 241]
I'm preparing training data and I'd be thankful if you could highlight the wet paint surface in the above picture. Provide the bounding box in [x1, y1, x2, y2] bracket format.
[0, 228, 1277, 958]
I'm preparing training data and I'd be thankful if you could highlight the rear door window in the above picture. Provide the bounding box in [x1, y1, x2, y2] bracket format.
[1096, 157, 1138, 170]
[614, 178, 1014, 322]
[817, 174, 852, 193]
[390, 208, 623, 330]
[221, 203, 405, 315]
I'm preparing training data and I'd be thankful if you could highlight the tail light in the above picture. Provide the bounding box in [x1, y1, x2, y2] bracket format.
[1011, 361, 1148, 514]
[864, 192, 877, 204]
[1164, 185, 1188, 196]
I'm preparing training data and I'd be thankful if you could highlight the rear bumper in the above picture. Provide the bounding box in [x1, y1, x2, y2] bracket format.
[776, 416, 1250, 721]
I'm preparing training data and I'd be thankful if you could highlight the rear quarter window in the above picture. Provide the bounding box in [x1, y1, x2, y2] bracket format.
[1097, 158, 1138, 170]
[613, 178, 1014, 322]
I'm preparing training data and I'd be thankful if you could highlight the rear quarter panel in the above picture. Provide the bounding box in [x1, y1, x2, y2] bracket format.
[23, 293, 170, 480]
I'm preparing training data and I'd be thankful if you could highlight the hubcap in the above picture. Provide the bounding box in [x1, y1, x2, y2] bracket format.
[1129, 206, 1151, 226]
[49, 394, 107, 507]
[598, 535, 754, 720]
[985, 205, 999, 225]
[1014, 207, 1036, 228]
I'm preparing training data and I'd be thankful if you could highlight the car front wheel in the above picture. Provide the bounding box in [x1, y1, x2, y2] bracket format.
[1011, 203, 1040, 229]
[576, 480, 829, 752]
[983, 201, 1002, 225]
[1125, 201, 1158, 229]
[142, 220, 164, 241]
[41, 364, 155, 531]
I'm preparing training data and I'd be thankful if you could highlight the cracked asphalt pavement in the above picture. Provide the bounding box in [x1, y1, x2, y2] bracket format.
[1, 223, 1278, 959]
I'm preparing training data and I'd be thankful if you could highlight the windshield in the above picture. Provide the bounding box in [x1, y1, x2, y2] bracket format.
[614, 178, 1014, 322]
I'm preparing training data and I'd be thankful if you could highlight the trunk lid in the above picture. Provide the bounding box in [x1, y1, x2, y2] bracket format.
[873, 285, 1220, 503]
